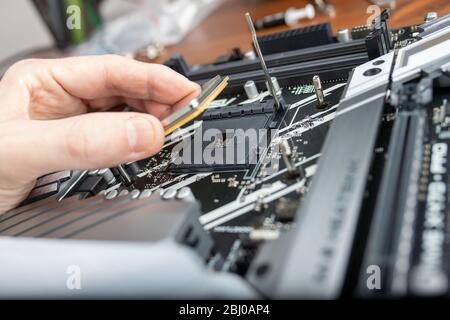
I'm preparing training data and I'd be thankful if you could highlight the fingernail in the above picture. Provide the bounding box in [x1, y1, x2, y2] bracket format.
[126, 117, 153, 153]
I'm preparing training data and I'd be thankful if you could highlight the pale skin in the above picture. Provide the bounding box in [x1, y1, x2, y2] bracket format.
[0, 55, 200, 214]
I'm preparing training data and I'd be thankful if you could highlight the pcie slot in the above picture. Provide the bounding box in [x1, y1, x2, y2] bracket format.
[188, 40, 367, 81]
[223, 53, 368, 88]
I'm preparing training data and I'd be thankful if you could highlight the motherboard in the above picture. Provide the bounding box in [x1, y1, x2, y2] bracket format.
[1, 10, 450, 299]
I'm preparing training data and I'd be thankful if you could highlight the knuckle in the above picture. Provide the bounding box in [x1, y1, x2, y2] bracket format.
[5, 59, 39, 76]
[101, 57, 120, 93]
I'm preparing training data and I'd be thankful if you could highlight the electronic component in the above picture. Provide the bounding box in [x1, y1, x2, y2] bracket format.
[244, 80, 259, 99]
[256, 23, 334, 55]
[98, 168, 116, 185]
[76, 175, 106, 196]
[164, 53, 190, 76]
[337, 28, 352, 43]
[365, 9, 392, 59]
[183, 39, 367, 82]
[25, 170, 71, 204]
[26, 182, 59, 204]
[35, 170, 71, 188]
[170, 100, 276, 173]
[351, 25, 371, 40]
[162, 75, 229, 135]
[116, 164, 133, 186]
[274, 197, 299, 222]
[213, 48, 244, 65]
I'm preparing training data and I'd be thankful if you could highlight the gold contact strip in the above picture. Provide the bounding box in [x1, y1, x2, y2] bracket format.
[163, 76, 229, 136]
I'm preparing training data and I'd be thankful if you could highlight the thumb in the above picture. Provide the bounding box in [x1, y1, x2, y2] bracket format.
[0, 112, 165, 181]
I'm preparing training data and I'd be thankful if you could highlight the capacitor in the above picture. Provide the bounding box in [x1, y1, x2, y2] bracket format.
[265, 77, 281, 96]
[105, 189, 119, 200]
[125, 162, 141, 176]
[244, 51, 256, 60]
[244, 80, 259, 99]
[98, 168, 116, 185]
[337, 28, 352, 43]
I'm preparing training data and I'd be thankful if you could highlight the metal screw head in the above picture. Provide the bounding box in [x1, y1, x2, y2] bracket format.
[424, 12, 438, 23]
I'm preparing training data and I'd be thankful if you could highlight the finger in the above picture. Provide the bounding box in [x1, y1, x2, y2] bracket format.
[141, 84, 201, 119]
[87, 97, 173, 120]
[85, 96, 125, 110]
[1, 56, 201, 122]
[120, 98, 171, 119]
[87, 87, 201, 120]
[122, 80, 203, 119]
[144, 102, 172, 120]
[49, 55, 200, 105]
[0, 112, 165, 179]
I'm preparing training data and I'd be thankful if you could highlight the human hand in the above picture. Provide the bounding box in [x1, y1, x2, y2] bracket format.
[0, 55, 200, 213]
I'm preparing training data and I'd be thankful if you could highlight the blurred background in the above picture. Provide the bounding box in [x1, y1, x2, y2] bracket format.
[0, 0, 449, 75]
[0, 0, 220, 63]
